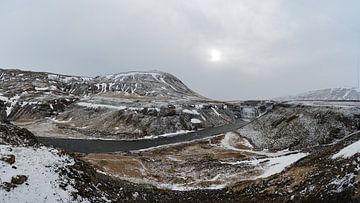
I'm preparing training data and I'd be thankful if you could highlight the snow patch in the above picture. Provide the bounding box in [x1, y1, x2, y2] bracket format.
[220, 132, 254, 150]
[191, 118, 202, 124]
[34, 87, 49, 91]
[211, 107, 221, 116]
[332, 140, 360, 159]
[327, 173, 356, 193]
[222, 152, 308, 179]
[143, 130, 193, 139]
[182, 109, 200, 115]
[77, 102, 126, 110]
[0, 95, 20, 116]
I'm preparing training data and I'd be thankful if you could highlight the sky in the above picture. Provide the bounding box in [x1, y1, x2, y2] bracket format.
[0, 0, 360, 100]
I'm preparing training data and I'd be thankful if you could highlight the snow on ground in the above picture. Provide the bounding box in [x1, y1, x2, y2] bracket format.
[220, 132, 254, 150]
[191, 118, 202, 124]
[0, 94, 20, 116]
[127, 143, 307, 191]
[332, 140, 360, 159]
[158, 182, 227, 191]
[50, 117, 73, 123]
[0, 145, 88, 203]
[77, 101, 162, 112]
[143, 130, 194, 139]
[222, 152, 309, 179]
[182, 109, 200, 115]
[220, 132, 298, 157]
[327, 173, 357, 193]
[77, 102, 127, 110]
[211, 107, 221, 116]
[34, 87, 49, 91]
[219, 133, 308, 179]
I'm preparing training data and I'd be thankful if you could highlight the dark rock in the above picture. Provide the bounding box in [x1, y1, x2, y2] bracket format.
[1, 175, 28, 192]
[2, 182, 13, 192]
[0, 154, 15, 165]
[0, 100, 7, 123]
[11, 175, 28, 185]
[0, 123, 38, 146]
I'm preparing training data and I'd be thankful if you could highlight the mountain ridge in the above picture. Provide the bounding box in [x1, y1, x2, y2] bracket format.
[0, 68, 204, 99]
[275, 87, 360, 101]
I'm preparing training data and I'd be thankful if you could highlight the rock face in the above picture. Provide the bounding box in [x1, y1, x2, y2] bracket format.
[238, 102, 360, 151]
[0, 123, 37, 146]
[0, 101, 7, 122]
[0, 97, 38, 145]
[49, 101, 241, 139]
[276, 88, 360, 101]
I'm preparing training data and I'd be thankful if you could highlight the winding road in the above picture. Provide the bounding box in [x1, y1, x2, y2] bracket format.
[37, 119, 249, 153]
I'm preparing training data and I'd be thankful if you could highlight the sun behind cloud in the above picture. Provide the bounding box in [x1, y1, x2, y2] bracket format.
[208, 49, 223, 62]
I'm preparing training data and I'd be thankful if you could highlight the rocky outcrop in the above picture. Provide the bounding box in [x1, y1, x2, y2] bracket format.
[0, 123, 37, 146]
[238, 102, 360, 151]
[7, 98, 78, 121]
[0, 101, 7, 123]
[43, 102, 239, 139]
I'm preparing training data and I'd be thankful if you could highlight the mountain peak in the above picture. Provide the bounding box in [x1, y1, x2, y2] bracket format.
[0, 68, 203, 99]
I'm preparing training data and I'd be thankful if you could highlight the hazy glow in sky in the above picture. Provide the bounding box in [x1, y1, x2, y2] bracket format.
[209, 49, 223, 62]
[0, 0, 360, 100]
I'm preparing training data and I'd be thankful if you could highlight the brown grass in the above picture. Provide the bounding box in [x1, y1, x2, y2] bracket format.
[82, 153, 146, 178]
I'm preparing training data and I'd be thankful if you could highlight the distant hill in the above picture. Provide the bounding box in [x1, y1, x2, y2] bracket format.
[275, 88, 360, 101]
[0, 68, 203, 99]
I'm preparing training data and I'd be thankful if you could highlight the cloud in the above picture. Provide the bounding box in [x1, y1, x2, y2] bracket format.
[0, 0, 359, 99]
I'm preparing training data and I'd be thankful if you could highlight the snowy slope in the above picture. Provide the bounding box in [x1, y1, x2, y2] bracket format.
[0, 145, 88, 202]
[332, 139, 360, 159]
[275, 88, 360, 101]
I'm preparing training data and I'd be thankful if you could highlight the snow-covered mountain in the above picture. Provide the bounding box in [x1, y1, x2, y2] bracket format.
[275, 88, 360, 101]
[0, 69, 202, 99]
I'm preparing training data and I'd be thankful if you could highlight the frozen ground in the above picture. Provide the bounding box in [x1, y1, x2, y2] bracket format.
[0, 145, 88, 202]
[82, 132, 308, 191]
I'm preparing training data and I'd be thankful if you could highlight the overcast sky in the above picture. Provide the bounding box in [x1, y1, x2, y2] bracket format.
[1, 0, 360, 100]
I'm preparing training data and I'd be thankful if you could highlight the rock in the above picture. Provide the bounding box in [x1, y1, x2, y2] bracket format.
[0, 154, 15, 165]
[2, 182, 13, 192]
[238, 103, 360, 151]
[0, 123, 38, 146]
[1, 175, 28, 192]
[0, 100, 7, 123]
[11, 175, 28, 185]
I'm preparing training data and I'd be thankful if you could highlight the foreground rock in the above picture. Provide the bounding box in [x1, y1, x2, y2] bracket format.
[0, 123, 37, 146]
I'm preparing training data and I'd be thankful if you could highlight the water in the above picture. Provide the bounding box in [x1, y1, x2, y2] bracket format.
[37, 119, 249, 153]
